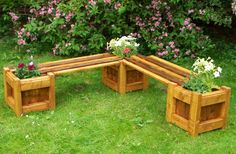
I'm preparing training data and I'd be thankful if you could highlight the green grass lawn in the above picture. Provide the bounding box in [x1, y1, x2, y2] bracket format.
[0, 38, 235, 153]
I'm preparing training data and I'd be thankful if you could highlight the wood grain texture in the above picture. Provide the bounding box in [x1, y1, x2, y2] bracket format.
[166, 82, 178, 122]
[133, 55, 185, 81]
[39, 53, 112, 68]
[123, 59, 170, 85]
[126, 58, 184, 85]
[13, 78, 23, 117]
[148, 55, 191, 76]
[118, 62, 126, 94]
[3, 67, 10, 104]
[54, 61, 121, 75]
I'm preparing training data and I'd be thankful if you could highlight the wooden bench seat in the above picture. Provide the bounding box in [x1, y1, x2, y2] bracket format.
[39, 53, 122, 75]
[124, 55, 191, 86]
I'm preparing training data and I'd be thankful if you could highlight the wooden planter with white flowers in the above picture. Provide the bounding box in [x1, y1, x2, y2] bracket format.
[3, 67, 55, 116]
[102, 62, 149, 94]
[166, 82, 231, 136]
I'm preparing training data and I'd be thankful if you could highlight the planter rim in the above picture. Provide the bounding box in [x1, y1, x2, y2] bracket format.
[7, 69, 48, 81]
[178, 86, 226, 95]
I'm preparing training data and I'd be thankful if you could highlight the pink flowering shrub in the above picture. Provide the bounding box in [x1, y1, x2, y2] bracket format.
[9, 0, 134, 55]
[8, 0, 215, 59]
[169, 0, 232, 27]
[131, 0, 214, 59]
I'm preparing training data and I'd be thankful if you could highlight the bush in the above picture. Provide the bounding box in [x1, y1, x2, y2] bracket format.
[9, 0, 220, 59]
[169, 0, 233, 27]
[10, 0, 135, 56]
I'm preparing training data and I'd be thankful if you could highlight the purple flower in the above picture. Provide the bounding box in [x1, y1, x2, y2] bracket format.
[9, 12, 19, 21]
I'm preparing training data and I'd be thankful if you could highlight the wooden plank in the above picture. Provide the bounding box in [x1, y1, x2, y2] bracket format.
[134, 55, 185, 80]
[148, 55, 191, 76]
[220, 86, 231, 128]
[166, 82, 178, 122]
[54, 61, 121, 75]
[189, 92, 202, 136]
[6, 72, 16, 88]
[7, 96, 15, 110]
[39, 53, 113, 68]
[126, 58, 184, 85]
[126, 83, 144, 92]
[142, 75, 149, 90]
[48, 72, 56, 109]
[40, 56, 121, 74]
[3, 67, 10, 104]
[201, 91, 226, 106]
[198, 118, 224, 133]
[20, 76, 50, 91]
[174, 86, 192, 104]
[118, 62, 126, 94]
[102, 78, 119, 91]
[123, 60, 170, 85]
[13, 78, 23, 117]
[22, 101, 49, 113]
[172, 114, 189, 131]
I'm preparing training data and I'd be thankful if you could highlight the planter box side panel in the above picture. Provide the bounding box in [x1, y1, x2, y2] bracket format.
[22, 88, 49, 106]
[102, 65, 148, 93]
[102, 66, 119, 91]
[200, 103, 222, 122]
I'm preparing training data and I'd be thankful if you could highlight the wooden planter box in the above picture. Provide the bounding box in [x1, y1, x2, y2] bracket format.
[3, 67, 55, 117]
[102, 62, 148, 94]
[166, 82, 231, 136]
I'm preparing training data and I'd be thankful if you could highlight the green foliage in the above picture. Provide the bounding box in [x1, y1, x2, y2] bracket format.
[15, 56, 41, 79]
[107, 36, 139, 58]
[5, 0, 233, 59]
[183, 75, 210, 93]
[183, 57, 222, 93]
[170, 0, 233, 27]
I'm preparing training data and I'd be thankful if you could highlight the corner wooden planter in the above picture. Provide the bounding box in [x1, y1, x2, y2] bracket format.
[3, 67, 55, 117]
[102, 62, 148, 94]
[166, 82, 231, 136]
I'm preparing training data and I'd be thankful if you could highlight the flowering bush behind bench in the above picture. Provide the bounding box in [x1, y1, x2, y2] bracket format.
[7, 0, 231, 59]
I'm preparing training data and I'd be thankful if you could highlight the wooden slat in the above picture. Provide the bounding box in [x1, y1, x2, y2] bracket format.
[3, 67, 10, 103]
[6, 72, 16, 88]
[48, 73, 56, 109]
[20, 76, 50, 91]
[174, 86, 192, 104]
[172, 114, 189, 131]
[126, 58, 184, 85]
[166, 82, 178, 122]
[198, 118, 224, 133]
[7, 96, 15, 110]
[201, 91, 226, 106]
[189, 92, 202, 136]
[40, 56, 121, 74]
[220, 86, 231, 128]
[13, 78, 23, 117]
[148, 55, 191, 77]
[23, 101, 49, 113]
[132, 55, 185, 81]
[119, 62, 126, 94]
[39, 53, 113, 68]
[54, 61, 121, 75]
[123, 60, 170, 85]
